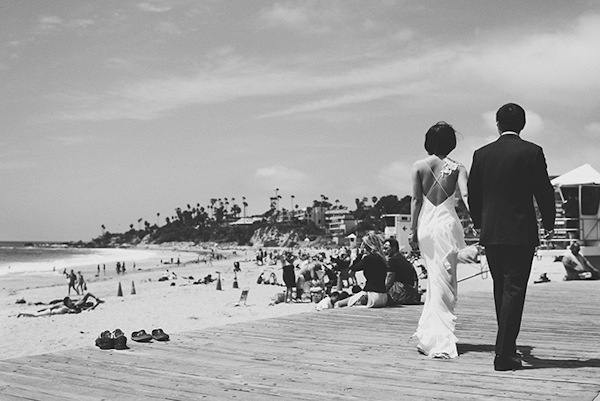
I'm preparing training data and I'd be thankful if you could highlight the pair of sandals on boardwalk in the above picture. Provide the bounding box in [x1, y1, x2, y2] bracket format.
[95, 328, 169, 350]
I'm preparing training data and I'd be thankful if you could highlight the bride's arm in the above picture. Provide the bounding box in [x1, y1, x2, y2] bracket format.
[457, 164, 469, 212]
[410, 162, 423, 248]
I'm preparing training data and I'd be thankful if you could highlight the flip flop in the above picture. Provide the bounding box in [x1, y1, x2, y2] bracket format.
[131, 330, 153, 342]
[95, 330, 115, 350]
[152, 328, 170, 341]
[113, 328, 129, 350]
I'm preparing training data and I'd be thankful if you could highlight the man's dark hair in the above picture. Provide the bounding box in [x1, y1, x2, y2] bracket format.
[496, 103, 526, 133]
[424, 121, 456, 155]
[385, 238, 400, 252]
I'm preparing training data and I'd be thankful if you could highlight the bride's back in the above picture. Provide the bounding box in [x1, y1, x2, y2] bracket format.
[418, 156, 460, 207]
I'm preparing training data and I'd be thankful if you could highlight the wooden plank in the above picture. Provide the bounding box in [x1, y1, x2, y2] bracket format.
[1, 282, 599, 400]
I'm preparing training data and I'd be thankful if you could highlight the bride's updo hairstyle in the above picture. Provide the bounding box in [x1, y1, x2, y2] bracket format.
[424, 121, 456, 156]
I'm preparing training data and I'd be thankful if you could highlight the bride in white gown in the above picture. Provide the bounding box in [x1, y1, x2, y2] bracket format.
[410, 122, 469, 359]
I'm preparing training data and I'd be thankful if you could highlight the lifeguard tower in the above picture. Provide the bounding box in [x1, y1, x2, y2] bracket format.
[381, 214, 412, 251]
[548, 164, 600, 265]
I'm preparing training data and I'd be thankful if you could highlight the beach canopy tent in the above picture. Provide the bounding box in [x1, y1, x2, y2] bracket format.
[551, 164, 600, 187]
[550, 164, 600, 245]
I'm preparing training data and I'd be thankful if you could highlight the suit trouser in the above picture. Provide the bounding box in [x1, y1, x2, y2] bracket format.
[485, 245, 535, 357]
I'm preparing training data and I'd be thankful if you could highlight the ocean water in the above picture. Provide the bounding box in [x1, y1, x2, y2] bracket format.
[0, 242, 157, 276]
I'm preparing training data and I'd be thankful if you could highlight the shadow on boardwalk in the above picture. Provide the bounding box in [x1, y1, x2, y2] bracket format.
[0, 282, 599, 400]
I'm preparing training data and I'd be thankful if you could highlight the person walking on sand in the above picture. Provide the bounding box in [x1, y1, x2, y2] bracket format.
[68, 269, 79, 296]
[77, 271, 86, 294]
[468, 103, 555, 371]
[410, 122, 469, 359]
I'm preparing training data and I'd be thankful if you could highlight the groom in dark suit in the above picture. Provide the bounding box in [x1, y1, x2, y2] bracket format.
[468, 103, 555, 371]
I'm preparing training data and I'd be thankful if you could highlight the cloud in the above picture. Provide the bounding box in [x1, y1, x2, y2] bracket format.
[482, 108, 544, 139]
[36, 16, 94, 33]
[261, 3, 309, 29]
[258, 82, 433, 118]
[378, 161, 413, 194]
[583, 122, 600, 138]
[392, 28, 414, 42]
[457, 14, 600, 101]
[259, 2, 342, 33]
[254, 166, 309, 191]
[155, 21, 183, 35]
[66, 19, 94, 29]
[37, 16, 63, 32]
[137, 3, 172, 13]
[53, 13, 600, 124]
[55, 47, 453, 121]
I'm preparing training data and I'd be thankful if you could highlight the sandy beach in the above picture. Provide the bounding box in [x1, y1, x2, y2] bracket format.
[0, 245, 565, 360]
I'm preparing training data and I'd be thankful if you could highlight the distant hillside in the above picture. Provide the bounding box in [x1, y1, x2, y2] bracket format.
[73, 194, 415, 248]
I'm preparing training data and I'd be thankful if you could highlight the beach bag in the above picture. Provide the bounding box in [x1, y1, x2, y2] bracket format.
[275, 292, 285, 303]
[388, 281, 416, 305]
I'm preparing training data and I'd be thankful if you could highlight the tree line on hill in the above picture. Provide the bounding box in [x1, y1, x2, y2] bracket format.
[79, 194, 469, 248]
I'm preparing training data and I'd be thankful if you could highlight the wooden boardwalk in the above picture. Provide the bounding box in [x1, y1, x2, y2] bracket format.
[1, 281, 599, 400]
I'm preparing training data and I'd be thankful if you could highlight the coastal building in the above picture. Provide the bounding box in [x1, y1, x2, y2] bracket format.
[325, 208, 357, 236]
[230, 217, 264, 225]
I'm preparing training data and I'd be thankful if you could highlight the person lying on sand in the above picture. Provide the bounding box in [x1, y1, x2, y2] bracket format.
[17, 293, 104, 317]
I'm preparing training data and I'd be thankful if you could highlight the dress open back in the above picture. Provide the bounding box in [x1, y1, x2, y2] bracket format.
[413, 158, 466, 358]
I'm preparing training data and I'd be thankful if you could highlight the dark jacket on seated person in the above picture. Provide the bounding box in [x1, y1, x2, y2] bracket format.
[350, 253, 387, 293]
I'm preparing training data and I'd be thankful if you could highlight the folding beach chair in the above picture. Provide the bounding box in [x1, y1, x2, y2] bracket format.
[234, 287, 250, 307]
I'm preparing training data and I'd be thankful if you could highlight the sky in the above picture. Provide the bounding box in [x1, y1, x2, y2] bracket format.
[2, 0, 600, 242]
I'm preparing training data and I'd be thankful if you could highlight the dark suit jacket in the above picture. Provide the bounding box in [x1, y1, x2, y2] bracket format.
[468, 133, 555, 247]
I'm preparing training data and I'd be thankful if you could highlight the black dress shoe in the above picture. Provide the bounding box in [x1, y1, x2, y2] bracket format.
[494, 355, 522, 371]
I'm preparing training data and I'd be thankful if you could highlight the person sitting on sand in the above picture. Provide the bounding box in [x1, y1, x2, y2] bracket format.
[295, 257, 323, 301]
[384, 238, 419, 305]
[17, 293, 105, 317]
[315, 291, 343, 311]
[562, 241, 600, 280]
[335, 231, 389, 308]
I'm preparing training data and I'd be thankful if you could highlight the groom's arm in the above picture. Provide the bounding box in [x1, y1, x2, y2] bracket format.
[467, 152, 483, 229]
[532, 147, 555, 231]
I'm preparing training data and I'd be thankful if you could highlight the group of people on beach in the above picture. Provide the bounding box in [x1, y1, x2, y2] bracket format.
[269, 233, 420, 308]
[66, 269, 86, 296]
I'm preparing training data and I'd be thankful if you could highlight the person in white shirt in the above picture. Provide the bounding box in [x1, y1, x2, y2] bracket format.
[562, 241, 600, 280]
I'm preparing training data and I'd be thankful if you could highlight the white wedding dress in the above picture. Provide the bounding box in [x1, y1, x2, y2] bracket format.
[414, 158, 466, 358]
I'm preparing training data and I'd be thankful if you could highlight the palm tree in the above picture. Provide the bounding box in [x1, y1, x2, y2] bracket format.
[101, 224, 106, 236]
[231, 204, 242, 218]
[242, 197, 248, 220]
[137, 218, 142, 230]
[156, 212, 160, 226]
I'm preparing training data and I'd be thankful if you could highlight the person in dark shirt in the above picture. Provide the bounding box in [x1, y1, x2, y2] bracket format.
[331, 248, 357, 290]
[280, 252, 296, 302]
[335, 231, 388, 308]
[384, 238, 419, 305]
